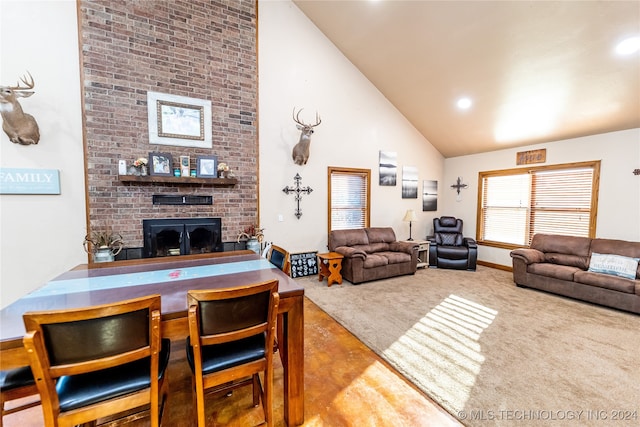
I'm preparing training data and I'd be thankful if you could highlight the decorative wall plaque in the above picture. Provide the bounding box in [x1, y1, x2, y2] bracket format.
[0, 168, 60, 194]
[516, 149, 546, 165]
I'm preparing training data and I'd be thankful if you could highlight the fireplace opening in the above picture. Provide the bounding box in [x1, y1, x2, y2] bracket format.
[143, 218, 223, 258]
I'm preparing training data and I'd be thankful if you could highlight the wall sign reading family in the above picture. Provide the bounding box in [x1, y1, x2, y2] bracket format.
[147, 91, 212, 148]
[0, 168, 60, 194]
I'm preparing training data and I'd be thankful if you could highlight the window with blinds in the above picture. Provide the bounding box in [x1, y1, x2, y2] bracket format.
[328, 167, 370, 231]
[478, 161, 600, 248]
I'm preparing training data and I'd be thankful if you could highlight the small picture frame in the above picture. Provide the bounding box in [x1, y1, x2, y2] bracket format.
[148, 152, 174, 176]
[196, 156, 218, 178]
[179, 155, 190, 177]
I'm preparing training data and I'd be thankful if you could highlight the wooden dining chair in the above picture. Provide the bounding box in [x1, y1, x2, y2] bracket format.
[265, 244, 290, 356]
[22, 294, 170, 427]
[186, 279, 279, 426]
[267, 244, 290, 276]
[0, 366, 40, 426]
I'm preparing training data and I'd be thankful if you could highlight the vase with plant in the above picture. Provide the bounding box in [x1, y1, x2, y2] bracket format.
[83, 228, 124, 263]
[237, 224, 264, 254]
[129, 157, 148, 176]
[218, 162, 230, 178]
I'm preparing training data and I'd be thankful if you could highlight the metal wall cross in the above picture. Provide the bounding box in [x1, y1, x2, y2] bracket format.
[282, 173, 313, 219]
[451, 176, 468, 195]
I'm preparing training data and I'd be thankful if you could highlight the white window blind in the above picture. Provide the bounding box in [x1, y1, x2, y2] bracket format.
[329, 168, 370, 231]
[479, 161, 599, 247]
[482, 173, 531, 245]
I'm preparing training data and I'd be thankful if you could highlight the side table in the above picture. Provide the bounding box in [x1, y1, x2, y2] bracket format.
[317, 252, 345, 287]
[401, 240, 429, 268]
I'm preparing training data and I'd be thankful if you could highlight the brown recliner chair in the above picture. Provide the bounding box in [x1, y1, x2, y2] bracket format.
[428, 216, 477, 271]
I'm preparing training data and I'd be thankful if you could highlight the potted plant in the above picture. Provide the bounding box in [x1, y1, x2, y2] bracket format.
[83, 228, 124, 263]
[237, 224, 264, 254]
[129, 157, 148, 176]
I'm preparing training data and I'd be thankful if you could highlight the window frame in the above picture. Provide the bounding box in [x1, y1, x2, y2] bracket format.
[328, 166, 371, 232]
[476, 160, 600, 249]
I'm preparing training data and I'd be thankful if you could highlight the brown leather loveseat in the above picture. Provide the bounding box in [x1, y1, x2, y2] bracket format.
[510, 233, 640, 314]
[328, 227, 418, 284]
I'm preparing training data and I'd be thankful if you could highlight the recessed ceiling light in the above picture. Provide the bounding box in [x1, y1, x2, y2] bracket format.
[615, 36, 640, 55]
[457, 97, 472, 110]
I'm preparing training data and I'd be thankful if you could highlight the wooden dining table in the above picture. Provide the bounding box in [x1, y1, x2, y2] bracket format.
[0, 250, 305, 426]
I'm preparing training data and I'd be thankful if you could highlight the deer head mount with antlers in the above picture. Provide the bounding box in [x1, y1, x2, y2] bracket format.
[1, 72, 40, 145]
[291, 107, 321, 166]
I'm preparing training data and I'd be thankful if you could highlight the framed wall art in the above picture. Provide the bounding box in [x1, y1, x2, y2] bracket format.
[379, 151, 397, 186]
[422, 180, 438, 211]
[402, 166, 418, 199]
[147, 91, 212, 148]
[196, 155, 218, 178]
[148, 152, 173, 176]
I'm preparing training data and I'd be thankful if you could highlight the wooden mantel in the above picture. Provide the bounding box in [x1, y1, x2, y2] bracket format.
[119, 175, 237, 186]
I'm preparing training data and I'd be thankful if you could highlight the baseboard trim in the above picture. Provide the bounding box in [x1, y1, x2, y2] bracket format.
[478, 260, 512, 272]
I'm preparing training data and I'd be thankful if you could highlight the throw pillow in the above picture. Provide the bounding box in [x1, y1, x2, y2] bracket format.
[588, 252, 639, 280]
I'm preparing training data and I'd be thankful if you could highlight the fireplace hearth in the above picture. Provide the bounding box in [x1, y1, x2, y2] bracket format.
[143, 218, 223, 258]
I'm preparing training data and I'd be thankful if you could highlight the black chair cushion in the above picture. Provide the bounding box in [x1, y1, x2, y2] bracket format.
[56, 338, 171, 412]
[0, 366, 35, 392]
[269, 249, 286, 270]
[437, 245, 470, 260]
[436, 232, 463, 246]
[186, 334, 265, 375]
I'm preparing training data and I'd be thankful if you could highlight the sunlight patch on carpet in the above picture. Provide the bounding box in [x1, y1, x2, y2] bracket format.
[383, 294, 497, 410]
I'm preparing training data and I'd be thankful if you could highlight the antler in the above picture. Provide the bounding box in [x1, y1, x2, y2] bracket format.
[9, 71, 35, 91]
[292, 107, 321, 128]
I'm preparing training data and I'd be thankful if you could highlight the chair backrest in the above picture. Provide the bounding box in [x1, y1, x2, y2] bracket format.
[22, 295, 162, 418]
[268, 244, 290, 276]
[187, 280, 279, 347]
[433, 216, 464, 246]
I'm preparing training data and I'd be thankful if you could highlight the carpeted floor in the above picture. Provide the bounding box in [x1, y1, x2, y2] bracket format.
[299, 266, 640, 426]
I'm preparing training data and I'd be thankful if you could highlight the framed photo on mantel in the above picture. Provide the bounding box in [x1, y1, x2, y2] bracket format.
[148, 152, 173, 176]
[196, 155, 218, 178]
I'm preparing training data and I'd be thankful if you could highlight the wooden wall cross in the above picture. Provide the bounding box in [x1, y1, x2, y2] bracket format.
[282, 173, 313, 219]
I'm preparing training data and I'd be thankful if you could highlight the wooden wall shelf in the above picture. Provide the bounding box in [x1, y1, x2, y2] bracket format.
[119, 175, 237, 186]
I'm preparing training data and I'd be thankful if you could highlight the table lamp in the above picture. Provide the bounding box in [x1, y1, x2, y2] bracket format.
[403, 209, 417, 240]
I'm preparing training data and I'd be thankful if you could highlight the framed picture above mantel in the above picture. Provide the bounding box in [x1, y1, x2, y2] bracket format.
[147, 91, 212, 148]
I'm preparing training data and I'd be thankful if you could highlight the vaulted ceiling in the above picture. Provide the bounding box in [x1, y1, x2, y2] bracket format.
[293, 0, 640, 158]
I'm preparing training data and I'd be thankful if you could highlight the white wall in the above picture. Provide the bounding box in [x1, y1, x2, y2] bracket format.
[444, 128, 640, 267]
[1, 0, 637, 310]
[0, 0, 86, 308]
[258, 0, 444, 253]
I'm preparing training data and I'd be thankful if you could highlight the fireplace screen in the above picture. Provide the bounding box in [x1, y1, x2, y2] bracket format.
[143, 218, 222, 258]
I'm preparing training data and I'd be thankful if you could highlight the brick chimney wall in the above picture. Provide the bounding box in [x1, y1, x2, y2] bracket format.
[79, 0, 257, 247]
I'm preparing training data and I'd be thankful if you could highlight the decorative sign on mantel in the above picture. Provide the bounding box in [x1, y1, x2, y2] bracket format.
[0, 168, 61, 194]
[516, 148, 546, 165]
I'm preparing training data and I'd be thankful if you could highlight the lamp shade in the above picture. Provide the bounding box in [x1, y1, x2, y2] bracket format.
[403, 209, 417, 222]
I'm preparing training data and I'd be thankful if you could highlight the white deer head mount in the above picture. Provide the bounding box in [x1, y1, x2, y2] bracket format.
[0, 72, 40, 145]
[291, 107, 321, 165]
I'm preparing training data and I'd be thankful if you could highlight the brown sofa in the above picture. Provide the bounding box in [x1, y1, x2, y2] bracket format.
[510, 234, 640, 314]
[328, 227, 418, 284]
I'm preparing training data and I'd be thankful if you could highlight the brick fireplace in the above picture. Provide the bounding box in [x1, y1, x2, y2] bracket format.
[79, 0, 258, 250]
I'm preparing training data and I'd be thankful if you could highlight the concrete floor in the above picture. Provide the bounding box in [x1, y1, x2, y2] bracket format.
[3, 298, 461, 426]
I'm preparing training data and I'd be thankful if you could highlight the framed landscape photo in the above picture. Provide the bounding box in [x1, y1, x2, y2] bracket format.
[148, 152, 174, 176]
[147, 91, 212, 148]
[196, 155, 218, 178]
